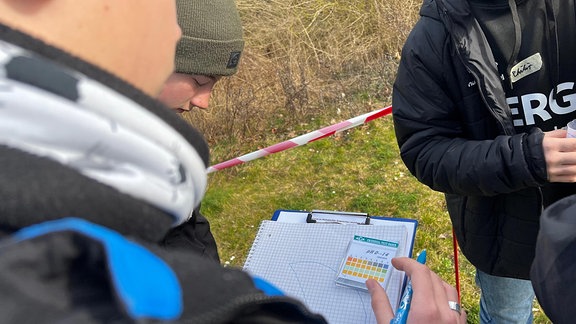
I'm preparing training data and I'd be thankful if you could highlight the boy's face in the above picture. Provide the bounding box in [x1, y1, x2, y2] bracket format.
[158, 73, 219, 113]
[0, 0, 181, 96]
[96, 0, 182, 96]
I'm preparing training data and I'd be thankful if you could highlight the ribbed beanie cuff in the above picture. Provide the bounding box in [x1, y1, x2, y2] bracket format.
[175, 0, 245, 76]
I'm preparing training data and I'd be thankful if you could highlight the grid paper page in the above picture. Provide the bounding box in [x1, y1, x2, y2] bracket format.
[243, 221, 408, 324]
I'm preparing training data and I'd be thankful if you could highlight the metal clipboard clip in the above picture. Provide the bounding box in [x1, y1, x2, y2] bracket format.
[306, 210, 370, 225]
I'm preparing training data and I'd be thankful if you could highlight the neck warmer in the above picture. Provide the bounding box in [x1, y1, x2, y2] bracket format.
[0, 25, 210, 242]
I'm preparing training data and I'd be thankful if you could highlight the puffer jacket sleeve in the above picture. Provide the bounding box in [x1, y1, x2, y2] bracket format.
[392, 15, 547, 196]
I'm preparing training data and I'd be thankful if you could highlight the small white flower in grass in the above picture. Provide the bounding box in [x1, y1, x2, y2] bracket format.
[230, 256, 236, 261]
[224, 261, 230, 266]
[332, 190, 336, 194]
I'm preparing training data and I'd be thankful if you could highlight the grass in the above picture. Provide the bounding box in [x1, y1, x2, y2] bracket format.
[201, 117, 551, 323]
[181, 0, 552, 322]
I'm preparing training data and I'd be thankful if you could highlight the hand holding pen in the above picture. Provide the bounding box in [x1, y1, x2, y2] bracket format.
[366, 252, 466, 324]
[390, 250, 428, 324]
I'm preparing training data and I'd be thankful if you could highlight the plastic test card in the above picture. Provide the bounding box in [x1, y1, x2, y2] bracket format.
[335, 235, 399, 290]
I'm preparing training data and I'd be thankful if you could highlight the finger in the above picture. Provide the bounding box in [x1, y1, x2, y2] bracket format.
[553, 152, 576, 164]
[544, 129, 568, 138]
[546, 163, 576, 182]
[394, 257, 464, 323]
[430, 270, 450, 301]
[438, 277, 466, 322]
[549, 174, 576, 182]
[392, 257, 439, 319]
[427, 270, 455, 318]
[392, 257, 436, 295]
[547, 162, 576, 173]
[366, 278, 394, 324]
[429, 271, 466, 319]
[441, 280, 459, 304]
[460, 309, 468, 324]
[544, 137, 576, 153]
[392, 257, 437, 301]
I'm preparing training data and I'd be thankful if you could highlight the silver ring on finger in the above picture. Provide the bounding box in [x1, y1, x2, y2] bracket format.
[448, 301, 461, 315]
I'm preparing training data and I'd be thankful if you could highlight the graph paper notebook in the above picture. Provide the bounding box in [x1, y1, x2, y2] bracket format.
[243, 217, 417, 324]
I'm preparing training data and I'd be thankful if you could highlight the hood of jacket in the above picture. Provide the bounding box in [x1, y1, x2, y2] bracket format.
[0, 23, 210, 243]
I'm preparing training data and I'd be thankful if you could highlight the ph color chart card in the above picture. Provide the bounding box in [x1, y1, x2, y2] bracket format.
[335, 235, 399, 290]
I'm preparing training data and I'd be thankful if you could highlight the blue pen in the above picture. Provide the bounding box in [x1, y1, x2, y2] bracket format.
[390, 249, 427, 324]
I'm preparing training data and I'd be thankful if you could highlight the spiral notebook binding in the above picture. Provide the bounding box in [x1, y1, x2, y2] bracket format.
[243, 220, 269, 269]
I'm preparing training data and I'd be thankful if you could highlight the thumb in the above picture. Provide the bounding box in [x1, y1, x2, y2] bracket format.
[366, 278, 394, 324]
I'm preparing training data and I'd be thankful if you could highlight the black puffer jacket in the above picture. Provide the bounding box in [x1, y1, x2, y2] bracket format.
[531, 194, 576, 324]
[0, 218, 327, 324]
[392, 0, 570, 279]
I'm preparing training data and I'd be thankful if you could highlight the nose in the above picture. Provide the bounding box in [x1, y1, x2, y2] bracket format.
[175, 19, 182, 42]
[190, 89, 213, 109]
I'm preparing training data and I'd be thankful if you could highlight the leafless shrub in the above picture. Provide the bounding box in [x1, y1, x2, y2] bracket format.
[184, 0, 419, 153]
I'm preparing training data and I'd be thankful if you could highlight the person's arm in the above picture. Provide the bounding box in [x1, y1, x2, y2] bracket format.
[392, 18, 548, 196]
[366, 257, 466, 324]
[160, 207, 220, 263]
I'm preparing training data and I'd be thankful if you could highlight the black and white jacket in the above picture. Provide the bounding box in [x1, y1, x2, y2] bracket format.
[0, 23, 326, 323]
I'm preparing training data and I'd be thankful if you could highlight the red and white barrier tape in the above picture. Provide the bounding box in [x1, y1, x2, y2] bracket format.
[207, 105, 392, 173]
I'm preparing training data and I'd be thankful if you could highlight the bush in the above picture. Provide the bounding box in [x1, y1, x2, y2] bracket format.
[182, 0, 419, 151]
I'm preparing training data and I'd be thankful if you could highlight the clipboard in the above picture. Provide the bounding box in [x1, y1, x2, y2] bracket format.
[271, 209, 417, 248]
[244, 209, 419, 324]
[272, 208, 418, 261]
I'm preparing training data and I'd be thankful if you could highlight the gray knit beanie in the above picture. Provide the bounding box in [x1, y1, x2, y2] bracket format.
[175, 0, 245, 76]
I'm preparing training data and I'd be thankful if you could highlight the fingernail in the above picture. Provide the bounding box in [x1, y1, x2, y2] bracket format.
[365, 279, 375, 293]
